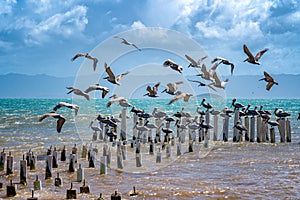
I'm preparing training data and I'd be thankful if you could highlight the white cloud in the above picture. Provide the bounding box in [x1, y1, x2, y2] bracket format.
[0, 0, 16, 15]
[131, 21, 146, 29]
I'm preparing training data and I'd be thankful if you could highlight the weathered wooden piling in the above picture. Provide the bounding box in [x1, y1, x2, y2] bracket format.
[0, 149, 6, 171]
[66, 183, 77, 199]
[286, 119, 291, 142]
[52, 147, 58, 168]
[45, 154, 52, 179]
[177, 142, 182, 156]
[26, 149, 32, 167]
[166, 143, 171, 158]
[97, 193, 104, 200]
[205, 110, 210, 140]
[100, 156, 107, 175]
[20, 155, 27, 185]
[130, 186, 138, 197]
[256, 115, 262, 143]
[136, 153, 142, 167]
[149, 140, 154, 155]
[89, 152, 95, 168]
[155, 118, 162, 143]
[156, 148, 161, 163]
[250, 117, 255, 142]
[132, 114, 138, 145]
[278, 118, 286, 143]
[111, 190, 121, 200]
[81, 144, 87, 159]
[61, 145, 66, 161]
[30, 153, 36, 170]
[244, 116, 250, 141]
[120, 108, 127, 141]
[204, 131, 208, 148]
[121, 142, 127, 160]
[6, 180, 16, 197]
[27, 190, 38, 200]
[117, 142, 123, 169]
[213, 115, 218, 141]
[92, 131, 98, 141]
[80, 179, 90, 194]
[261, 118, 267, 142]
[72, 144, 78, 163]
[270, 127, 276, 143]
[222, 116, 229, 142]
[6, 151, 13, 175]
[99, 122, 104, 140]
[54, 173, 63, 187]
[188, 141, 193, 152]
[233, 109, 239, 142]
[68, 154, 75, 173]
[77, 164, 84, 182]
[34, 175, 42, 190]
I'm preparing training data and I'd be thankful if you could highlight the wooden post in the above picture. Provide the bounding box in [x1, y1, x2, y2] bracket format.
[136, 153, 142, 167]
[27, 190, 38, 200]
[6, 180, 16, 197]
[132, 114, 138, 144]
[166, 143, 171, 158]
[244, 116, 250, 141]
[270, 127, 275, 143]
[121, 142, 127, 160]
[68, 154, 75, 172]
[177, 143, 182, 156]
[205, 110, 210, 140]
[30, 153, 36, 170]
[0, 149, 6, 171]
[6, 152, 13, 175]
[45, 155, 52, 179]
[61, 145, 66, 161]
[111, 191, 121, 200]
[250, 117, 255, 142]
[26, 149, 32, 167]
[155, 118, 162, 143]
[34, 175, 42, 190]
[223, 116, 229, 142]
[20, 155, 27, 185]
[117, 141, 123, 169]
[52, 147, 58, 168]
[77, 164, 84, 182]
[149, 140, 154, 155]
[120, 108, 127, 141]
[81, 144, 87, 159]
[54, 173, 63, 187]
[204, 131, 208, 148]
[233, 109, 239, 142]
[256, 116, 262, 143]
[88, 151, 95, 168]
[66, 183, 77, 199]
[286, 119, 291, 142]
[188, 141, 193, 152]
[100, 156, 107, 175]
[278, 118, 286, 143]
[213, 115, 218, 141]
[156, 148, 162, 163]
[72, 144, 78, 163]
[80, 180, 90, 194]
[261, 118, 267, 142]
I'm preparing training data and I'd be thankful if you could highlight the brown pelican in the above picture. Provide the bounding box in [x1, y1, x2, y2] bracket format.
[144, 82, 160, 97]
[114, 36, 141, 51]
[89, 121, 101, 132]
[234, 121, 247, 132]
[131, 107, 144, 115]
[168, 91, 193, 105]
[201, 98, 213, 111]
[259, 71, 278, 91]
[119, 99, 132, 107]
[211, 57, 235, 75]
[274, 108, 290, 118]
[39, 111, 66, 133]
[188, 79, 216, 92]
[212, 73, 228, 89]
[185, 54, 207, 68]
[265, 118, 279, 128]
[152, 107, 167, 119]
[245, 105, 260, 117]
[85, 84, 109, 98]
[243, 44, 268, 65]
[53, 102, 79, 116]
[104, 62, 129, 85]
[106, 94, 126, 108]
[71, 53, 98, 71]
[231, 98, 245, 110]
[161, 81, 183, 95]
[66, 87, 90, 100]
[196, 64, 214, 81]
[163, 59, 183, 73]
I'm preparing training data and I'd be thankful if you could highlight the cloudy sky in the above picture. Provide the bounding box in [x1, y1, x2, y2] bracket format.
[1, 0, 299, 77]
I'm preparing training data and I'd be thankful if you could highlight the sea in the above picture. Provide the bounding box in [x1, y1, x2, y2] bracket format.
[0, 98, 299, 199]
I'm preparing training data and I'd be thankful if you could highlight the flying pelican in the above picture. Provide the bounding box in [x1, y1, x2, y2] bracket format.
[39, 111, 66, 133]
[196, 64, 214, 81]
[104, 62, 129, 85]
[211, 57, 235, 75]
[163, 59, 183, 73]
[106, 94, 126, 108]
[185, 54, 207, 68]
[66, 87, 90, 100]
[188, 79, 217, 92]
[85, 84, 109, 98]
[71, 53, 98, 71]
[161, 81, 183, 95]
[259, 71, 278, 91]
[168, 91, 193, 105]
[53, 102, 79, 116]
[212, 73, 228, 89]
[243, 44, 268, 65]
[114, 36, 141, 51]
[144, 82, 160, 97]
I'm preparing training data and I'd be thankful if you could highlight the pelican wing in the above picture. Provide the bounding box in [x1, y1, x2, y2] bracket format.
[71, 53, 87, 61]
[131, 43, 141, 51]
[201, 64, 209, 74]
[104, 63, 116, 79]
[168, 93, 183, 105]
[264, 71, 274, 82]
[116, 71, 129, 81]
[153, 82, 160, 92]
[255, 48, 268, 61]
[146, 85, 153, 93]
[183, 94, 192, 102]
[185, 54, 198, 67]
[167, 83, 176, 93]
[213, 73, 221, 85]
[266, 82, 274, 91]
[197, 56, 208, 64]
[102, 89, 109, 98]
[56, 116, 66, 133]
[84, 86, 96, 93]
[243, 44, 255, 60]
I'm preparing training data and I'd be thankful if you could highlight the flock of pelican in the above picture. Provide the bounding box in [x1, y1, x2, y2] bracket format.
[39, 35, 279, 133]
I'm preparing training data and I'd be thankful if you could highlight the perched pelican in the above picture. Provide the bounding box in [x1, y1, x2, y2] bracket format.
[181, 106, 192, 118]
[234, 121, 247, 132]
[163, 59, 183, 73]
[131, 107, 144, 115]
[211, 57, 235, 75]
[144, 120, 157, 129]
[259, 71, 278, 91]
[231, 98, 244, 110]
[265, 118, 279, 128]
[168, 91, 193, 105]
[196, 64, 213, 81]
[152, 107, 167, 119]
[212, 73, 228, 89]
[199, 120, 213, 132]
[144, 82, 160, 97]
[71, 53, 98, 71]
[114, 36, 141, 51]
[161, 81, 183, 95]
[133, 122, 149, 132]
[53, 102, 79, 116]
[106, 94, 126, 108]
[201, 98, 213, 111]
[196, 106, 206, 117]
[89, 121, 101, 132]
[245, 105, 259, 117]
[119, 99, 132, 107]
[188, 79, 216, 92]
[39, 111, 66, 133]
[243, 44, 268, 65]
[66, 87, 90, 100]
[258, 105, 271, 115]
[185, 54, 207, 68]
[85, 84, 109, 98]
[138, 112, 153, 119]
[104, 62, 129, 85]
[210, 109, 221, 116]
[274, 108, 290, 118]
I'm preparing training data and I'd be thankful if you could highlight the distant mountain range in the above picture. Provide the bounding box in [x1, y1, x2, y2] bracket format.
[0, 73, 299, 99]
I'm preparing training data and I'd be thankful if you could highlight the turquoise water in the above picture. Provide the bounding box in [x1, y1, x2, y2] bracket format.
[0, 98, 299, 199]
